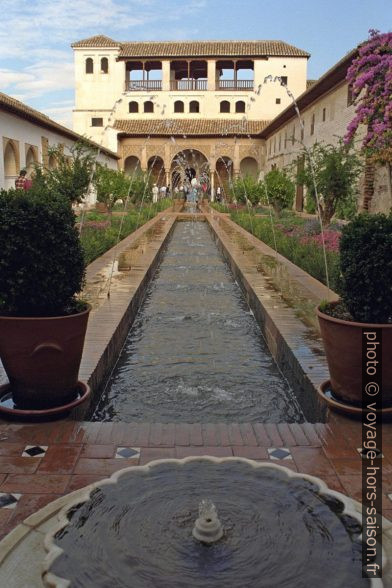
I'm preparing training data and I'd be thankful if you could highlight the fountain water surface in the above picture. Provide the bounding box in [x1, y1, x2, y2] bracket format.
[44, 458, 375, 588]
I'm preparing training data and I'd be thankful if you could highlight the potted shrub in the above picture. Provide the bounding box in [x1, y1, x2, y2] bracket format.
[0, 185, 90, 411]
[317, 213, 392, 408]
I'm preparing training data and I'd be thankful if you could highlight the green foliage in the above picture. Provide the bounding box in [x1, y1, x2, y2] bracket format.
[39, 141, 97, 204]
[231, 212, 340, 291]
[94, 165, 131, 212]
[231, 175, 263, 205]
[260, 169, 295, 215]
[80, 199, 172, 264]
[339, 213, 392, 323]
[128, 172, 152, 203]
[0, 185, 85, 316]
[296, 140, 362, 226]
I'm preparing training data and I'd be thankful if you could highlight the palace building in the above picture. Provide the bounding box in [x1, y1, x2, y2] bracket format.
[71, 35, 390, 212]
[71, 35, 309, 193]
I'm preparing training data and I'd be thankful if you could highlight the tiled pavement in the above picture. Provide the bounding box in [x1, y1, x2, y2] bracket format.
[0, 415, 391, 540]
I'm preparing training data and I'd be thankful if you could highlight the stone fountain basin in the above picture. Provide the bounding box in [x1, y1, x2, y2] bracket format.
[40, 457, 385, 588]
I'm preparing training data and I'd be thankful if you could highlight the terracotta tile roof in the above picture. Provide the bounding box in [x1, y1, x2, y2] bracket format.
[118, 40, 310, 58]
[0, 91, 119, 159]
[71, 35, 120, 48]
[114, 118, 269, 136]
[71, 36, 309, 58]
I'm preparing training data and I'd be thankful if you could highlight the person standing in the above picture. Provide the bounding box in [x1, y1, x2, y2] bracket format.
[160, 185, 167, 198]
[15, 170, 27, 190]
[152, 183, 159, 203]
[216, 186, 222, 203]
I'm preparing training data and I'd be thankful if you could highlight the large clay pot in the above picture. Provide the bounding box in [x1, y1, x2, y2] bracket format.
[0, 306, 90, 409]
[317, 302, 392, 406]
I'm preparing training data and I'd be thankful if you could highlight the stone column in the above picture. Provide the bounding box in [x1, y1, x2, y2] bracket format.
[207, 60, 216, 91]
[162, 60, 170, 91]
[210, 170, 215, 201]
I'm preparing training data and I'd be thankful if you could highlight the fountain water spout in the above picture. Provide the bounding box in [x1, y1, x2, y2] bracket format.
[192, 499, 224, 544]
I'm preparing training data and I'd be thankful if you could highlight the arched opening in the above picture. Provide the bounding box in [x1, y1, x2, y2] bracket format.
[129, 101, 139, 113]
[48, 154, 57, 170]
[215, 156, 233, 197]
[189, 100, 199, 113]
[101, 57, 109, 74]
[147, 155, 165, 186]
[25, 146, 37, 177]
[240, 157, 259, 179]
[3, 141, 18, 188]
[235, 100, 246, 113]
[170, 149, 209, 191]
[144, 101, 154, 113]
[220, 100, 230, 113]
[85, 58, 93, 74]
[124, 156, 141, 176]
[174, 100, 184, 113]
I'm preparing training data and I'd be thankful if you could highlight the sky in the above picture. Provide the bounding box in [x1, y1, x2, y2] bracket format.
[0, 0, 390, 128]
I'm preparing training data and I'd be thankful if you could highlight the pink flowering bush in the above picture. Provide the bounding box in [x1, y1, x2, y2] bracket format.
[300, 229, 341, 253]
[345, 30, 392, 161]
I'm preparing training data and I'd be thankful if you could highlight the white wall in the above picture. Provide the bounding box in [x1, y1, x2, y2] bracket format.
[0, 109, 118, 192]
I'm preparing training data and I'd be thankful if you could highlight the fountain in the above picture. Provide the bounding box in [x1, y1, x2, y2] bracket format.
[42, 457, 382, 587]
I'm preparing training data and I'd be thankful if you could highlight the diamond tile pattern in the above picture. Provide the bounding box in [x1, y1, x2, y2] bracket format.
[115, 447, 140, 459]
[22, 445, 48, 458]
[0, 493, 21, 509]
[268, 447, 292, 460]
[357, 447, 384, 459]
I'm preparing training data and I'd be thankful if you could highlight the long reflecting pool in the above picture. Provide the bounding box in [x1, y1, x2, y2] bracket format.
[92, 222, 304, 422]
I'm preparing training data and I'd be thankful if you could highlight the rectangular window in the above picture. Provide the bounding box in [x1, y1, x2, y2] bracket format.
[91, 117, 103, 127]
[310, 113, 315, 136]
[276, 98, 281, 104]
[301, 120, 304, 141]
[292, 125, 295, 145]
[284, 132, 287, 149]
[322, 107, 326, 122]
[278, 135, 281, 151]
[280, 76, 287, 86]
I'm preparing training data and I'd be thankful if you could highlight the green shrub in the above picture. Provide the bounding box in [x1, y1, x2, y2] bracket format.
[339, 214, 392, 323]
[231, 212, 340, 291]
[231, 175, 263, 205]
[260, 169, 295, 215]
[0, 187, 85, 316]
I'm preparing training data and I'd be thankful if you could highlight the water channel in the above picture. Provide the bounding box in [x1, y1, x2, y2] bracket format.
[92, 221, 304, 423]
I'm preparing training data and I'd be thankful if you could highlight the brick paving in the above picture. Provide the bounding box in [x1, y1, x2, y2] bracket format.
[0, 414, 390, 540]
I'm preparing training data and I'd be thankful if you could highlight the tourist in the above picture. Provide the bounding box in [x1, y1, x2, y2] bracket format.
[15, 169, 27, 190]
[216, 186, 222, 202]
[160, 185, 167, 197]
[152, 183, 159, 203]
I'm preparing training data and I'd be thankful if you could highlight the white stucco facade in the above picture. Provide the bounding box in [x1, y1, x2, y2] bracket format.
[0, 100, 119, 195]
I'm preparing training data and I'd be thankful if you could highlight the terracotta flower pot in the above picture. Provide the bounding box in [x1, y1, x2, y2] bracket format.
[0, 306, 90, 409]
[317, 302, 392, 406]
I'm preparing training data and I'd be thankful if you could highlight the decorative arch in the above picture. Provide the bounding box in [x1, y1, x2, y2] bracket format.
[215, 156, 233, 195]
[174, 100, 184, 113]
[147, 155, 165, 185]
[3, 140, 18, 178]
[48, 154, 57, 170]
[189, 100, 199, 113]
[124, 155, 141, 176]
[240, 156, 259, 179]
[235, 100, 246, 113]
[129, 101, 139, 113]
[101, 57, 109, 74]
[220, 100, 230, 113]
[144, 101, 154, 113]
[85, 58, 93, 74]
[170, 148, 209, 187]
[25, 145, 38, 176]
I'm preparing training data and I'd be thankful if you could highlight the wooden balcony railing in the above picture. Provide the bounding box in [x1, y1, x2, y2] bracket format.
[170, 79, 208, 91]
[126, 80, 162, 91]
[216, 80, 254, 91]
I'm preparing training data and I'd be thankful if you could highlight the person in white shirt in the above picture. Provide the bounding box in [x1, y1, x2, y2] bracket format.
[152, 184, 159, 203]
